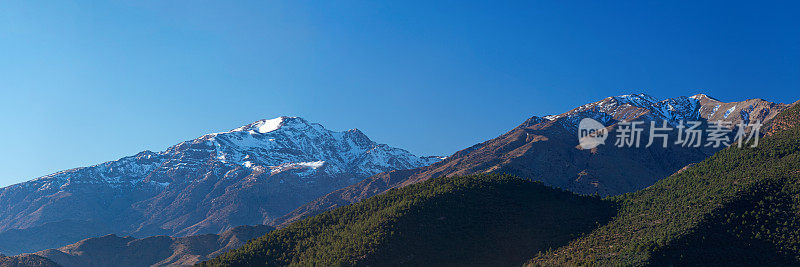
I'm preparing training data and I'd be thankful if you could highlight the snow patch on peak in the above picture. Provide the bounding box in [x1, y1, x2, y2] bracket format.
[205, 116, 301, 137]
[252, 117, 285, 133]
[724, 106, 737, 119]
[709, 105, 721, 117]
[229, 117, 297, 134]
[228, 116, 322, 135]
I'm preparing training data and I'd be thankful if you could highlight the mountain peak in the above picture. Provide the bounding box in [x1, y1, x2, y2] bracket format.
[689, 93, 718, 102]
[541, 93, 786, 130]
[614, 93, 657, 102]
[227, 116, 313, 134]
[245, 117, 286, 133]
[607, 93, 659, 108]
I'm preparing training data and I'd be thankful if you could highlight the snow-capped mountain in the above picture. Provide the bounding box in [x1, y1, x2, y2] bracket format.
[0, 117, 440, 255]
[544, 93, 782, 129]
[203, 117, 439, 177]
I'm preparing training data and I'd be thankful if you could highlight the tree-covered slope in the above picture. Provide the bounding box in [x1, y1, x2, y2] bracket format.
[528, 102, 800, 265]
[201, 174, 616, 266]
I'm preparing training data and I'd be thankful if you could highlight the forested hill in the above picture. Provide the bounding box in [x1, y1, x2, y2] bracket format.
[200, 173, 616, 266]
[529, 102, 800, 265]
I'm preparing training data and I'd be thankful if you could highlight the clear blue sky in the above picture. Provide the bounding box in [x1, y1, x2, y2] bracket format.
[1, 1, 798, 186]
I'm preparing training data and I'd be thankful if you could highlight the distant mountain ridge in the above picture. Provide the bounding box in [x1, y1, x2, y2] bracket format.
[546, 93, 778, 128]
[34, 225, 273, 267]
[0, 116, 440, 255]
[275, 94, 789, 225]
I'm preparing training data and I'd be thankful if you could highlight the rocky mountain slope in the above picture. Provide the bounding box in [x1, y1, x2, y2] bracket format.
[0, 117, 439, 255]
[276, 94, 788, 225]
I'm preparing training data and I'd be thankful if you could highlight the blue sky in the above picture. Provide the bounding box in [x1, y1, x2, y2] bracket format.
[0, 1, 798, 186]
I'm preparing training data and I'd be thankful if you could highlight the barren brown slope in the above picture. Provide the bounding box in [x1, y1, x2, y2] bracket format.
[764, 100, 800, 135]
[275, 94, 787, 226]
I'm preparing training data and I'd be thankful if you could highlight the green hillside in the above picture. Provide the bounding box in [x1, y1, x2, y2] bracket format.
[529, 103, 800, 265]
[201, 173, 615, 266]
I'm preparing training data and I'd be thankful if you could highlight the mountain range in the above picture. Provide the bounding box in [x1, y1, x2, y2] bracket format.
[204, 98, 800, 266]
[0, 93, 793, 266]
[0, 117, 440, 255]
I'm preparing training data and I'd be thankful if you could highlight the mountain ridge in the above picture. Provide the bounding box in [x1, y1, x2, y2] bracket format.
[32, 224, 273, 267]
[275, 94, 789, 226]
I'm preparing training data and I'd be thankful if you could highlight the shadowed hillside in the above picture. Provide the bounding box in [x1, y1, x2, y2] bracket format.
[201, 174, 616, 266]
